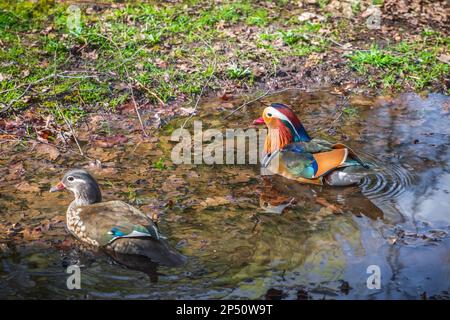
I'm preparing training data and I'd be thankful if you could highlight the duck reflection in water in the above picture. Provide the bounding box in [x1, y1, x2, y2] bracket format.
[259, 175, 383, 220]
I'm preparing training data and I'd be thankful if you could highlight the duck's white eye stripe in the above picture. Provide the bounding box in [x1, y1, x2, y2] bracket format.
[265, 107, 289, 122]
[264, 106, 302, 139]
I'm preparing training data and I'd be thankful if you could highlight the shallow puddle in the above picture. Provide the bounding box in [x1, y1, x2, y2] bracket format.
[0, 90, 449, 299]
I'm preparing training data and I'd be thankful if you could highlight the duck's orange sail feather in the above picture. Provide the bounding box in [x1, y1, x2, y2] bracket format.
[312, 148, 348, 178]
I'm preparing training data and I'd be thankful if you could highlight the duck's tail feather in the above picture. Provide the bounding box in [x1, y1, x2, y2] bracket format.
[333, 143, 371, 169]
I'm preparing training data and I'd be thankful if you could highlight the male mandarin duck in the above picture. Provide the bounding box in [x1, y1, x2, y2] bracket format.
[253, 103, 371, 186]
[50, 169, 186, 266]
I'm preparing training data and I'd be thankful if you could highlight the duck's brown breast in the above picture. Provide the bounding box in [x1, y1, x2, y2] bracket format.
[66, 207, 99, 246]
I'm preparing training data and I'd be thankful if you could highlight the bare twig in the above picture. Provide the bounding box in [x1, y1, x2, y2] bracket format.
[129, 82, 147, 136]
[0, 71, 103, 116]
[224, 87, 296, 119]
[0, 71, 99, 95]
[96, 43, 148, 72]
[1, 82, 33, 115]
[325, 37, 346, 49]
[332, 95, 349, 124]
[224, 90, 270, 119]
[180, 72, 214, 129]
[94, 33, 147, 137]
[132, 77, 165, 107]
[180, 88, 203, 129]
[2, 132, 92, 160]
[52, 49, 85, 157]
[308, 33, 351, 50]
[56, 103, 85, 156]
[55, 73, 99, 79]
[180, 39, 217, 129]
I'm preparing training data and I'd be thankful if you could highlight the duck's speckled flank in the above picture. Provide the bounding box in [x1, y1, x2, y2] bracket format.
[67, 206, 99, 246]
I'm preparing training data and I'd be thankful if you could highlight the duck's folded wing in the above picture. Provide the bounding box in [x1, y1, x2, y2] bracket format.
[284, 139, 334, 154]
[311, 148, 348, 177]
[281, 144, 348, 179]
[77, 201, 161, 246]
[280, 148, 318, 179]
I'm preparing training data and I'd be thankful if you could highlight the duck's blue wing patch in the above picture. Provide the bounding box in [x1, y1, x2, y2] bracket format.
[107, 223, 162, 243]
[109, 227, 126, 237]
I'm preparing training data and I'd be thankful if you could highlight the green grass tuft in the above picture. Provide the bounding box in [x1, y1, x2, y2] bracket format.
[348, 35, 449, 90]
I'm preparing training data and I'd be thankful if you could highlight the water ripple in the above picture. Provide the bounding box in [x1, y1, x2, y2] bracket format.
[358, 152, 416, 203]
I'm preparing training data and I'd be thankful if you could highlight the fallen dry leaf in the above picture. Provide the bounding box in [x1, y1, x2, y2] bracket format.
[92, 135, 128, 148]
[220, 102, 234, 109]
[5, 162, 25, 181]
[155, 58, 168, 69]
[88, 147, 119, 162]
[298, 12, 325, 22]
[179, 107, 196, 116]
[82, 49, 98, 60]
[15, 182, 40, 193]
[315, 197, 344, 214]
[36, 129, 54, 142]
[22, 226, 43, 241]
[218, 92, 233, 101]
[437, 54, 450, 65]
[35, 143, 60, 160]
[54, 238, 75, 250]
[198, 196, 230, 208]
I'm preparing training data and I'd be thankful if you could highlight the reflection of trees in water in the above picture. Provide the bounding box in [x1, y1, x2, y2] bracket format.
[219, 210, 366, 298]
[197, 175, 386, 298]
[364, 93, 450, 298]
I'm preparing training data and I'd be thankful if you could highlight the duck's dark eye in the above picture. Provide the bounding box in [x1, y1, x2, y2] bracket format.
[67, 176, 75, 182]
[267, 113, 272, 117]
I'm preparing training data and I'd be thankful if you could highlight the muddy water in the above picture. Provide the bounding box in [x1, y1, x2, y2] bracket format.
[0, 90, 449, 299]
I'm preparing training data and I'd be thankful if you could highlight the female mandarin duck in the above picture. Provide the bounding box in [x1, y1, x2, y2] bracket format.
[50, 169, 185, 266]
[253, 103, 371, 186]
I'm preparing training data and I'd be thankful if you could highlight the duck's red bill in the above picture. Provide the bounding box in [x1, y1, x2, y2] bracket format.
[253, 117, 265, 125]
[50, 182, 65, 192]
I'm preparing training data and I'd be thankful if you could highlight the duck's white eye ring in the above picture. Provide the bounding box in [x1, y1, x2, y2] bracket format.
[67, 176, 75, 182]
